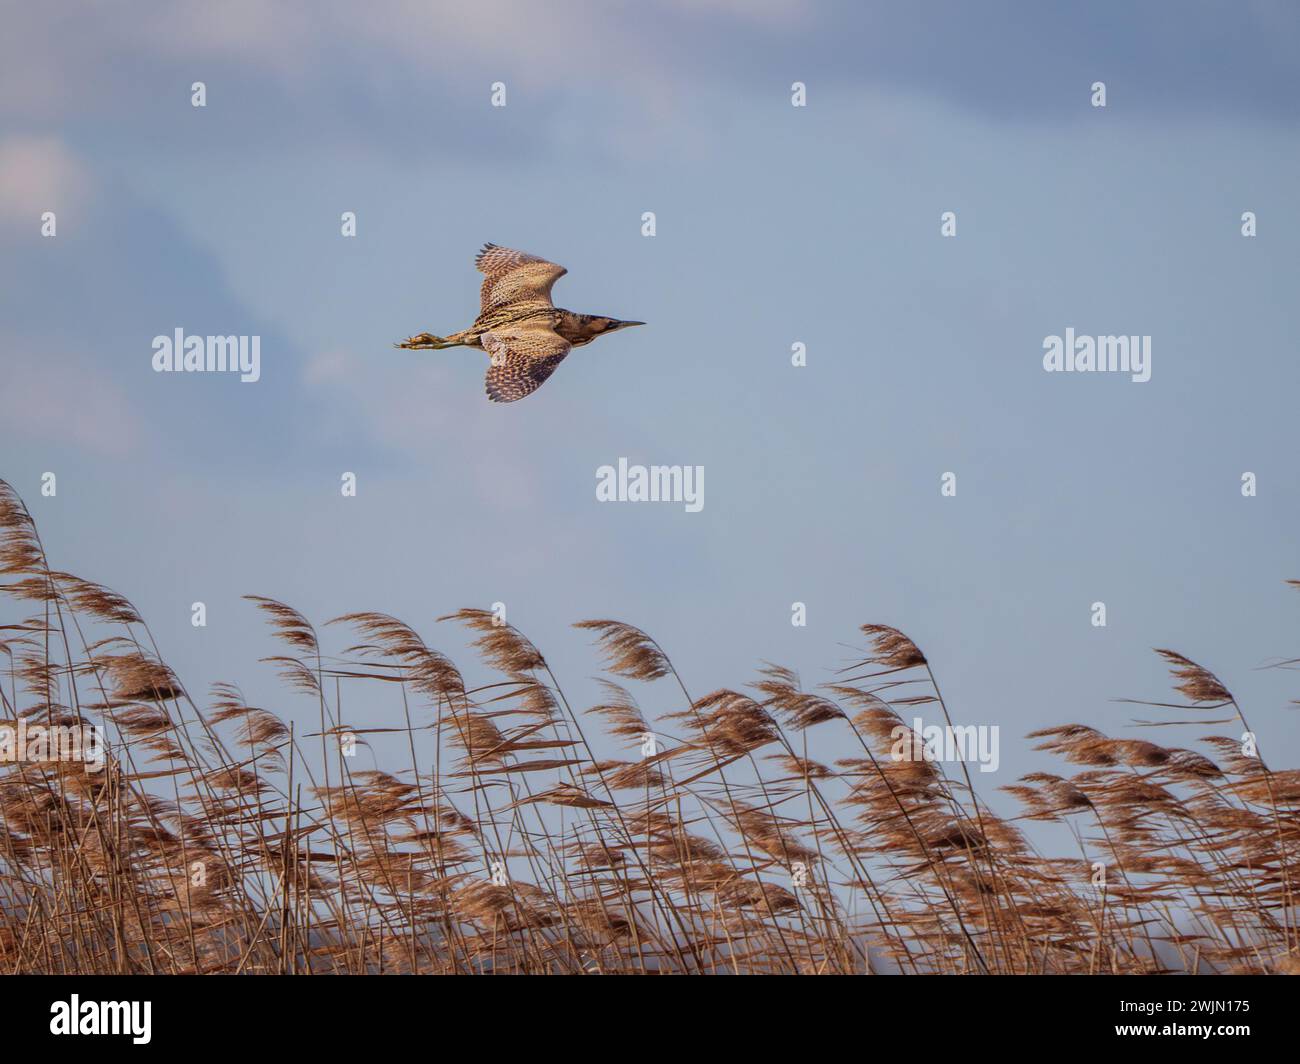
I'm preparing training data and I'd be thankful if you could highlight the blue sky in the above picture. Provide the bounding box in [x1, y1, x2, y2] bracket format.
[2, 1, 1298, 803]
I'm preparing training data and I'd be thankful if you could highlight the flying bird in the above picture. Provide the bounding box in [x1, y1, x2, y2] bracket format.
[396, 244, 645, 402]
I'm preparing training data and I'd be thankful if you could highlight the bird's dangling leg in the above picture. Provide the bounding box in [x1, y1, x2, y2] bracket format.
[395, 331, 467, 350]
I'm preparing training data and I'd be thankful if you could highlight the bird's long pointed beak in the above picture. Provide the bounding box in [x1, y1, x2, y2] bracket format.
[622, 321, 646, 328]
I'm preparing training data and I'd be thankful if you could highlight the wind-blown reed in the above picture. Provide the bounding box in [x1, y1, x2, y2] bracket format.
[0, 479, 1296, 974]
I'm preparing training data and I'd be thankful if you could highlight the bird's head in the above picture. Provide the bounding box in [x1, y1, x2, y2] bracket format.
[591, 316, 646, 335]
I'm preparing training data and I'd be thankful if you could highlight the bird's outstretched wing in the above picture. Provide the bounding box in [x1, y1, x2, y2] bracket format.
[482, 324, 573, 403]
[475, 243, 567, 312]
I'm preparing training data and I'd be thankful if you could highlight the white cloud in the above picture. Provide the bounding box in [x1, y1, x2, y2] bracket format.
[0, 136, 91, 229]
[0, 1, 815, 128]
[302, 348, 352, 386]
[0, 357, 146, 459]
[304, 347, 548, 512]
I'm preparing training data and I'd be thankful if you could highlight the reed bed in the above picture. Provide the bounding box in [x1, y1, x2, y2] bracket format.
[0, 478, 1296, 975]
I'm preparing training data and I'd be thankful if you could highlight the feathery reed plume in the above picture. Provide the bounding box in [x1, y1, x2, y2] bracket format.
[574, 619, 671, 681]
[857, 624, 927, 671]
[1154, 649, 1233, 706]
[442, 608, 545, 677]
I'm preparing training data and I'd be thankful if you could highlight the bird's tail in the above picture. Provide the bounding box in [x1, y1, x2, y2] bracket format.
[395, 331, 470, 350]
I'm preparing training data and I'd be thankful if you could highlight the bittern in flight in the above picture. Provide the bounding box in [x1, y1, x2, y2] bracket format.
[396, 244, 645, 402]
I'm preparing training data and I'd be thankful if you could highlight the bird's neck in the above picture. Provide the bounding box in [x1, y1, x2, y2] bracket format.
[555, 310, 600, 346]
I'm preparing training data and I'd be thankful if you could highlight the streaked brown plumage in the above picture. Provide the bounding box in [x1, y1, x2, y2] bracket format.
[396, 244, 645, 402]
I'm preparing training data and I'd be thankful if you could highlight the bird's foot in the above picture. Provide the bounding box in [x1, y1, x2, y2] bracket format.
[396, 332, 445, 350]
